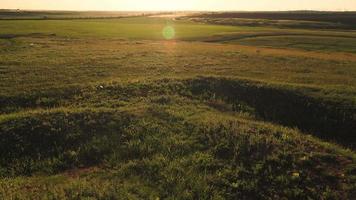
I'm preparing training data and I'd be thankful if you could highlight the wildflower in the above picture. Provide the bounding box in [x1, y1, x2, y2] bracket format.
[292, 172, 300, 178]
[300, 156, 308, 161]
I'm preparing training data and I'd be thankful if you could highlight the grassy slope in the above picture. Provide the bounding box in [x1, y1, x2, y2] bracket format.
[1, 37, 355, 103]
[188, 11, 356, 29]
[184, 15, 356, 53]
[0, 16, 355, 199]
[1, 87, 355, 199]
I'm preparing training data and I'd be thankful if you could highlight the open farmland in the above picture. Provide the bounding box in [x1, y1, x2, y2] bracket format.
[0, 11, 355, 199]
[0, 10, 163, 19]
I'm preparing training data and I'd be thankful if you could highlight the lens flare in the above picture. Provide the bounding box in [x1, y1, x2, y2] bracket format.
[162, 26, 175, 40]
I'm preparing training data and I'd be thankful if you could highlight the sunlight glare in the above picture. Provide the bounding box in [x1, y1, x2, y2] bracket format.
[163, 26, 175, 40]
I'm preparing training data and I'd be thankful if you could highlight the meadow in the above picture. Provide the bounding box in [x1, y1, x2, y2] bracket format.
[0, 11, 355, 199]
[190, 11, 356, 29]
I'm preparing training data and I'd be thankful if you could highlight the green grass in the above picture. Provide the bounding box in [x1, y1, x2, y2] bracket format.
[0, 17, 253, 40]
[229, 35, 356, 53]
[186, 12, 356, 29]
[0, 16, 355, 199]
[1, 36, 355, 102]
[1, 91, 355, 199]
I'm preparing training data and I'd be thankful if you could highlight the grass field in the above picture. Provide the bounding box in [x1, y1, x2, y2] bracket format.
[230, 35, 356, 53]
[0, 12, 355, 199]
[0, 10, 158, 19]
[0, 17, 258, 40]
[189, 11, 356, 29]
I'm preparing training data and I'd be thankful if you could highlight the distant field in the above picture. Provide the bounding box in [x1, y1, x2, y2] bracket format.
[0, 10, 156, 19]
[192, 11, 356, 27]
[0, 13, 355, 199]
[0, 17, 254, 40]
[223, 35, 356, 53]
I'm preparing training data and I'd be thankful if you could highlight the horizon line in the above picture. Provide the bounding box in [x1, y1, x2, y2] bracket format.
[1, 8, 355, 12]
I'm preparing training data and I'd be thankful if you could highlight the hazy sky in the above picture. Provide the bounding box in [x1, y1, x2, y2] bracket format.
[1, 0, 356, 11]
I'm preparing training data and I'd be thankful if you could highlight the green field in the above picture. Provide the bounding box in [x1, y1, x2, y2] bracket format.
[0, 14, 356, 199]
[0, 17, 252, 39]
[222, 35, 356, 53]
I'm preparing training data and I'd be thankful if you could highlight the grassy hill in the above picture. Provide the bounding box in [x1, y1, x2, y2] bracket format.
[189, 11, 356, 29]
[0, 14, 355, 199]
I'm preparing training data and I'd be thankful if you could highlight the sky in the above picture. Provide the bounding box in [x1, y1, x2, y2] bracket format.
[1, 0, 356, 11]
